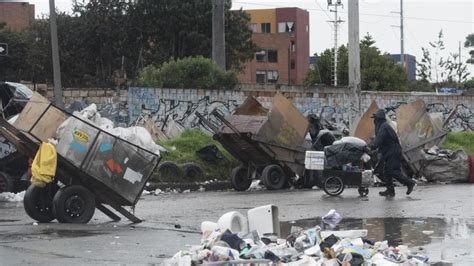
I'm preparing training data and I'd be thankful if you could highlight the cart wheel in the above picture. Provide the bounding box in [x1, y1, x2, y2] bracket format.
[0, 171, 13, 193]
[182, 163, 204, 181]
[358, 187, 369, 197]
[52, 185, 95, 224]
[23, 184, 55, 223]
[262, 165, 287, 190]
[323, 176, 345, 196]
[230, 166, 252, 191]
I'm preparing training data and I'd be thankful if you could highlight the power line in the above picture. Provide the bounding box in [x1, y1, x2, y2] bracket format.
[232, 1, 474, 24]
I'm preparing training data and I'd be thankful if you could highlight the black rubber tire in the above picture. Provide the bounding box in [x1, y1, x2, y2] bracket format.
[156, 161, 181, 182]
[0, 171, 13, 193]
[182, 163, 204, 181]
[323, 176, 345, 196]
[358, 187, 369, 197]
[230, 166, 252, 191]
[52, 185, 95, 224]
[262, 165, 287, 190]
[23, 184, 55, 223]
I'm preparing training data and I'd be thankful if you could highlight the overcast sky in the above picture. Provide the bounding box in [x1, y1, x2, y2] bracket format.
[30, 0, 474, 76]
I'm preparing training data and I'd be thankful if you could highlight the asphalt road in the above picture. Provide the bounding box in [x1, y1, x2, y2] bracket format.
[0, 184, 473, 265]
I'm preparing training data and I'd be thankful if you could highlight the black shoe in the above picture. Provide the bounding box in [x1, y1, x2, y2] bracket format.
[406, 182, 416, 195]
[379, 188, 395, 197]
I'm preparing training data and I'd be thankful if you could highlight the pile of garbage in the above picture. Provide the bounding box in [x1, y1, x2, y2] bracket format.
[57, 104, 166, 156]
[165, 206, 430, 265]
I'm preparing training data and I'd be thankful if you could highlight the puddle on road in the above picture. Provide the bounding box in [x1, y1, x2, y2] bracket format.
[281, 217, 474, 247]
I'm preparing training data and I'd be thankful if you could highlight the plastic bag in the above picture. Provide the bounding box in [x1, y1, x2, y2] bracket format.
[31, 143, 57, 187]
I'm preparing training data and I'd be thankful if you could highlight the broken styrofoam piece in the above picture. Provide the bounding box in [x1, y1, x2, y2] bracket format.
[201, 221, 219, 233]
[217, 211, 248, 234]
[0, 191, 25, 202]
[248, 205, 280, 237]
[320, 229, 368, 239]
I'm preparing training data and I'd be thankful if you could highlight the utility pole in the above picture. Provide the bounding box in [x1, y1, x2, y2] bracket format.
[49, 0, 63, 107]
[400, 0, 404, 69]
[212, 0, 226, 70]
[348, 0, 361, 124]
[327, 0, 344, 87]
[392, 0, 405, 70]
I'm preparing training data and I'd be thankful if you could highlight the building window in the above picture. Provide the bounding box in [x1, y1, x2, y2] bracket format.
[291, 41, 296, 52]
[256, 70, 279, 83]
[249, 23, 257, 33]
[267, 50, 278, 63]
[256, 50, 267, 62]
[267, 70, 279, 83]
[261, 23, 271, 33]
[278, 22, 295, 33]
[256, 71, 266, 83]
[291, 59, 295, 69]
[255, 49, 278, 63]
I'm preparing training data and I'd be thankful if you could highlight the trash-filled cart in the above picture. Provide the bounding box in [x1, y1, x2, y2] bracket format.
[197, 93, 310, 191]
[305, 139, 373, 197]
[0, 93, 160, 223]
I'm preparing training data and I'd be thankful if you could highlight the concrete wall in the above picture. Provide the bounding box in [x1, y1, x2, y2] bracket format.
[39, 85, 474, 129]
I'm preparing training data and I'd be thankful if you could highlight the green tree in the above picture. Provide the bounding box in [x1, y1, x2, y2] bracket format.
[137, 56, 238, 89]
[418, 30, 470, 86]
[305, 34, 407, 91]
[3, 0, 256, 87]
[465, 33, 474, 64]
[0, 27, 30, 82]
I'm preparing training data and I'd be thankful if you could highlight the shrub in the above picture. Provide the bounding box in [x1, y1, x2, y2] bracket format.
[441, 132, 474, 156]
[137, 56, 238, 89]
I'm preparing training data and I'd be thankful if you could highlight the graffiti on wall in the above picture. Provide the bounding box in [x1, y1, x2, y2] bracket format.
[83, 87, 473, 134]
[128, 88, 239, 131]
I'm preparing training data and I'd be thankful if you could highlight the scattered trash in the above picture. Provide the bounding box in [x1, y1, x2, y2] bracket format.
[422, 230, 434, 235]
[32, 222, 38, 226]
[322, 209, 342, 228]
[183, 189, 191, 193]
[174, 224, 182, 229]
[198, 186, 205, 192]
[0, 190, 25, 202]
[166, 207, 432, 265]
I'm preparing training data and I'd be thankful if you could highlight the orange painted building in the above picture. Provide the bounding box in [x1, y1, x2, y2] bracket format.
[239, 8, 310, 85]
[0, 1, 35, 32]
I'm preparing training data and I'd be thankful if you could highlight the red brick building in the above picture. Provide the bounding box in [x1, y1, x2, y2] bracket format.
[238, 8, 310, 85]
[0, 1, 35, 31]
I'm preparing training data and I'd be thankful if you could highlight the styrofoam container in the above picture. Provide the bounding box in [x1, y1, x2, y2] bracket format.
[305, 151, 325, 170]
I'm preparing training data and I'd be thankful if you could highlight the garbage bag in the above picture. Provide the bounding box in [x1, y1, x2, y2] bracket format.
[31, 143, 57, 187]
[0, 82, 33, 119]
[420, 149, 469, 182]
[324, 142, 367, 169]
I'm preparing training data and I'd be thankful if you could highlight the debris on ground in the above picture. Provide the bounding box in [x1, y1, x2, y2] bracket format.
[164, 206, 432, 265]
[420, 146, 470, 183]
[0, 190, 25, 202]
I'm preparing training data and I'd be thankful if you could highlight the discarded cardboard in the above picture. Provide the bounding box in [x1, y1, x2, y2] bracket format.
[233, 96, 268, 117]
[14, 93, 68, 142]
[354, 101, 379, 143]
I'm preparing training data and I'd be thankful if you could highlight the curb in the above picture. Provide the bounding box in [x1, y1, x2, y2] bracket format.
[145, 181, 232, 192]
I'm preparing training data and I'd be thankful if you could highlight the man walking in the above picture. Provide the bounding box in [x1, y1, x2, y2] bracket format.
[372, 109, 415, 197]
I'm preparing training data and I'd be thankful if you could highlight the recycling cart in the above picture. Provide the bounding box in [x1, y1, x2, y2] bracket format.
[304, 151, 372, 197]
[0, 93, 160, 223]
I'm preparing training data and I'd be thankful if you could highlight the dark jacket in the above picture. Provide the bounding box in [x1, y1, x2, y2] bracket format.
[373, 120, 401, 158]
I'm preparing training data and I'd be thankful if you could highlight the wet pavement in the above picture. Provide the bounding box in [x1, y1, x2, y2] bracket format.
[0, 184, 473, 264]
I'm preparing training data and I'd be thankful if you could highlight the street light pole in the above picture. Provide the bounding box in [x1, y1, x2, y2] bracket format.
[49, 0, 63, 107]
